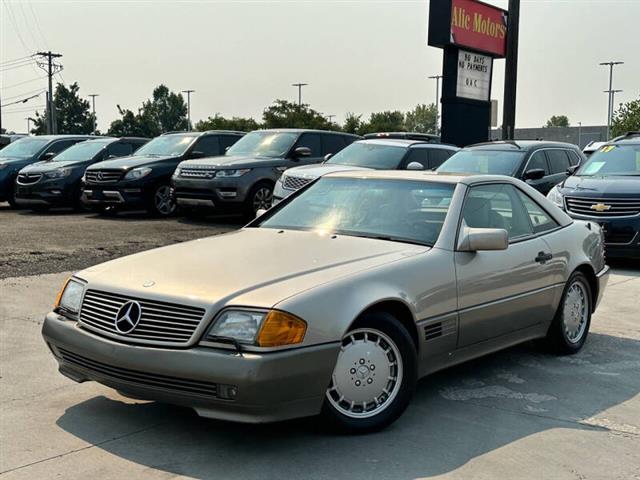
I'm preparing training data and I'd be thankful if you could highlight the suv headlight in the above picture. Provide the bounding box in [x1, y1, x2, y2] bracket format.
[215, 169, 250, 178]
[54, 277, 85, 314]
[44, 167, 72, 179]
[124, 167, 152, 180]
[547, 186, 565, 209]
[204, 309, 306, 347]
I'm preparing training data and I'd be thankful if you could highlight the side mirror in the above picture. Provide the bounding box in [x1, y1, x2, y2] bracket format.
[190, 151, 206, 159]
[292, 146, 312, 158]
[523, 168, 545, 181]
[323, 153, 333, 162]
[566, 165, 579, 175]
[107, 154, 118, 160]
[40, 152, 56, 161]
[255, 208, 267, 218]
[458, 227, 508, 252]
[406, 161, 424, 171]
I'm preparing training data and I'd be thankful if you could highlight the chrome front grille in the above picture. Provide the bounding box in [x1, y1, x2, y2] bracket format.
[58, 348, 219, 398]
[85, 170, 123, 184]
[565, 196, 640, 217]
[16, 173, 42, 185]
[283, 175, 313, 191]
[79, 289, 206, 345]
[180, 166, 216, 178]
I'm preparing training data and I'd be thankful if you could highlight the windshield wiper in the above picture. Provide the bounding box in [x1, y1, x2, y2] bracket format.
[340, 232, 432, 247]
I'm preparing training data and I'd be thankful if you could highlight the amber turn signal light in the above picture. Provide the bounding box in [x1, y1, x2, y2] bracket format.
[256, 310, 307, 347]
[54, 277, 71, 309]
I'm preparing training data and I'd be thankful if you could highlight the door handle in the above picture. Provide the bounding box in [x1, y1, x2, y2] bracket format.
[535, 251, 553, 264]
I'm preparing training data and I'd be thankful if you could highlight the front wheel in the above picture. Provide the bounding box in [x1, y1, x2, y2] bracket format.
[148, 183, 176, 217]
[544, 272, 592, 354]
[244, 182, 273, 217]
[322, 311, 417, 433]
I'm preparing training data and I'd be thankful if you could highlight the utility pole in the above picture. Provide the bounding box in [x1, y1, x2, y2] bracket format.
[25, 117, 32, 134]
[291, 83, 308, 108]
[502, 0, 520, 140]
[577, 121, 582, 148]
[35, 51, 63, 134]
[428, 74, 443, 135]
[88, 94, 99, 134]
[603, 88, 623, 138]
[181, 90, 195, 131]
[599, 61, 623, 140]
[326, 114, 335, 123]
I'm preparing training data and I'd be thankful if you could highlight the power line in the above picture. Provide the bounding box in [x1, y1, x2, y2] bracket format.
[28, 1, 49, 50]
[2, 88, 46, 101]
[1, 92, 43, 108]
[3, 104, 46, 115]
[0, 55, 35, 66]
[0, 59, 38, 72]
[1, 75, 47, 90]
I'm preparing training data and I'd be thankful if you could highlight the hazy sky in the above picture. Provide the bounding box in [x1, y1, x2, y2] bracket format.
[1, 0, 639, 134]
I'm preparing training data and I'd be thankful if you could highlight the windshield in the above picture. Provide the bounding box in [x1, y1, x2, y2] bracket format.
[257, 177, 455, 246]
[226, 131, 298, 158]
[51, 141, 109, 162]
[437, 150, 525, 176]
[326, 142, 407, 169]
[134, 135, 195, 156]
[0, 137, 49, 159]
[576, 144, 640, 176]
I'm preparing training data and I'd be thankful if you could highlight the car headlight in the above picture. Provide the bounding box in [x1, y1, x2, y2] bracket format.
[204, 309, 306, 347]
[0, 162, 7, 170]
[547, 186, 565, 208]
[173, 168, 181, 177]
[215, 169, 250, 178]
[124, 167, 152, 180]
[54, 278, 85, 314]
[278, 174, 287, 184]
[44, 167, 72, 179]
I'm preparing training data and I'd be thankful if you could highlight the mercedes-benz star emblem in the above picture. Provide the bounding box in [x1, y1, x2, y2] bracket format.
[96, 171, 104, 181]
[114, 301, 142, 334]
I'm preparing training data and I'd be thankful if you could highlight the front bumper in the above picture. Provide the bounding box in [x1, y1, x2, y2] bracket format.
[563, 211, 640, 259]
[172, 176, 252, 210]
[272, 180, 294, 205]
[81, 184, 147, 209]
[14, 179, 79, 206]
[42, 312, 339, 423]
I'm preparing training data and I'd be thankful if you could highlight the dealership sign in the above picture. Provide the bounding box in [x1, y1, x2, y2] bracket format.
[456, 49, 493, 101]
[428, 0, 508, 58]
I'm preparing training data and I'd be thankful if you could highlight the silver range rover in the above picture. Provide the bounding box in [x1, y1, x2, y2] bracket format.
[42, 171, 609, 432]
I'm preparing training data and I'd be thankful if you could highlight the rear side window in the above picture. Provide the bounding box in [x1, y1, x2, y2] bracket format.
[322, 135, 346, 156]
[516, 190, 559, 234]
[220, 135, 241, 151]
[107, 142, 133, 157]
[429, 149, 454, 169]
[47, 140, 78, 155]
[526, 151, 549, 174]
[546, 149, 571, 174]
[402, 149, 429, 169]
[193, 136, 221, 156]
[296, 133, 322, 157]
[567, 150, 581, 166]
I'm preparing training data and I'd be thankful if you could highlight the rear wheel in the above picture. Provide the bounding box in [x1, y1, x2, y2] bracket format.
[544, 271, 592, 354]
[148, 183, 176, 217]
[322, 311, 417, 433]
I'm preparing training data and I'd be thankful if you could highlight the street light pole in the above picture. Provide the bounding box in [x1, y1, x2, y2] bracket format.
[25, 117, 32, 134]
[182, 90, 195, 131]
[291, 83, 308, 108]
[599, 61, 623, 140]
[428, 75, 443, 135]
[88, 94, 99, 134]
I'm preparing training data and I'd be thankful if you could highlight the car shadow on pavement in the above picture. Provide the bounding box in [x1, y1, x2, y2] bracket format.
[55, 332, 639, 479]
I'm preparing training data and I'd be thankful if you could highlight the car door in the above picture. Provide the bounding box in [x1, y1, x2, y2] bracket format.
[455, 183, 556, 347]
[544, 149, 573, 192]
[521, 149, 552, 194]
[293, 133, 323, 165]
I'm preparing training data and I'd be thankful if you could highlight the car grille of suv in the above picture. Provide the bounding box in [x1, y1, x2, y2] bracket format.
[180, 166, 216, 178]
[79, 289, 206, 346]
[16, 173, 42, 185]
[565, 196, 640, 217]
[57, 347, 219, 398]
[85, 170, 123, 184]
[283, 175, 313, 191]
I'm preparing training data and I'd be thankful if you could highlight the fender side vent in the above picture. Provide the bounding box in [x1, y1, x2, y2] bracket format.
[424, 319, 456, 341]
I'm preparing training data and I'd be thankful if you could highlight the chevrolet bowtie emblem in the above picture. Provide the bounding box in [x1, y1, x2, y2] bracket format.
[590, 203, 611, 212]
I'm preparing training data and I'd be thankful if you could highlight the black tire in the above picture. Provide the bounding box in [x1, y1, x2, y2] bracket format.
[97, 205, 118, 216]
[147, 183, 176, 217]
[6, 183, 19, 208]
[243, 181, 273, 218]
[544, 271, 592, 355]
[321, 311, 417, 433]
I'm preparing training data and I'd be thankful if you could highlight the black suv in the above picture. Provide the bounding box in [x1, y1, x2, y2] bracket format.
[82, 130, 244, 216]
[547, 133, 640, 259]
[14, 137, 148, 211]
[0, 135, 95, 207]
[173, 129, 360, 216]
[437, 140, 586, 195]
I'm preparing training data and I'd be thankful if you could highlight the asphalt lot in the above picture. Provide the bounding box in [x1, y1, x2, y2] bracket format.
[1, 205, 639, 479]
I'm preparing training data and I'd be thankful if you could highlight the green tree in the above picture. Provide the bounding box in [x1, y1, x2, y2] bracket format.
[404, 103, 437, 133]
[611, 96, 640, 138]
[195, 114, 260, 132]
[107, 84, 187, 137]
[262, 99, 332, 130]
[32, 82, 93, 134]
[342, 112, 362, 134]
[545, 115, 570, 128]
[358, 110, 405, 135]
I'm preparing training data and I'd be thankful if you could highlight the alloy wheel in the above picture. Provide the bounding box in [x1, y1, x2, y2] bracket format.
[154, 185, 176, 216]
[563, 280, 588, 343]
[252, 186, 272, 212]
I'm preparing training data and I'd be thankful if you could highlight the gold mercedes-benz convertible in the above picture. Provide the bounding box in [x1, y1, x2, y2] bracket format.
[42, 171, 609, 432]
